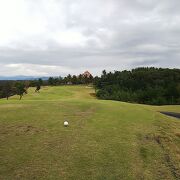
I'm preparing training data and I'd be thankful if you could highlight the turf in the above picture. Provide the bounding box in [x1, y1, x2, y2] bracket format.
[0, 85, 180, 179]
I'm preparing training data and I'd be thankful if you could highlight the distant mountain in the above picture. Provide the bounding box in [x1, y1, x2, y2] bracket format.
[0, 76, 49, 80]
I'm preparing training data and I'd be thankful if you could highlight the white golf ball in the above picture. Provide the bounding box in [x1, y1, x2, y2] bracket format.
[64, 121, 69, 126]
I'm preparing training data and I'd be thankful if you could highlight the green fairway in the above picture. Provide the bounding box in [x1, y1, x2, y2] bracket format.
[0, 85, 180, 179]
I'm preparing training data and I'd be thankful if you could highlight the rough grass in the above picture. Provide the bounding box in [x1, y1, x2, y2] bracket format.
[0, 85, 180, 180]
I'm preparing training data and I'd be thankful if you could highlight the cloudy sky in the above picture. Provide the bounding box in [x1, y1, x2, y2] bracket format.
[0, 0, 180, 76]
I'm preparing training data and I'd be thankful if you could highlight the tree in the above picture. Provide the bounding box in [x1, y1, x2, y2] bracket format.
[54, 78, 59, 85]
[78, 74, 83, 84]
[72, 75, 78, 84]
[48, 77, 54, 85]
[67, 74, 72, 84]
[34, 78, 43, 93]
[102, 70, 107, 78]
[38, 78, 43, 86]
[15, 82, 27, 100]
[58, 76, 63, 84]
[24, 81, 30, 89]
[2, 82, 13, 100]
[35, 83, 41, 93]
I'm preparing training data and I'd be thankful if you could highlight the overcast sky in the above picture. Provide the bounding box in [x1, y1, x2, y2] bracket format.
[0, 0, 180, 76]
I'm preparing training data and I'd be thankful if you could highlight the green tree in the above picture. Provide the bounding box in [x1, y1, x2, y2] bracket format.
[72, 75, 77, 84]
[2, 82, 13, 100]
[38, 78, 43, 86]
[35, 83, 41, 93]
[15, 82, 27, 100]
[48, 77, 54, 85]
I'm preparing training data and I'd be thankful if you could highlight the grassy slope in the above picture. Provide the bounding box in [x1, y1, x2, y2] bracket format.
[0, 85, 179, 180]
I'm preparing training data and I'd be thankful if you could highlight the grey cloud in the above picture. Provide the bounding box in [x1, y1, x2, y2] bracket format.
[131, 60, 159, 67]
[0, 0, 180, 76]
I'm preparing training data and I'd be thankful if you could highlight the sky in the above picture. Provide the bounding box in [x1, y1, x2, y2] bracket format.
[0, 0, 180, 77]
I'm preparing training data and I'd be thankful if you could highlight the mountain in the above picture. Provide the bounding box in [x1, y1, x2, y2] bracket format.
[0, 76, 49, 80]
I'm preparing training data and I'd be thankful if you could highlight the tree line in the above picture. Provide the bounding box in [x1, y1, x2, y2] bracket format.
[47, 73, 93, 86]
[0, 73, 94, 100]
[0, 79, 42, 100]
[1, 68, 179, 105]
[93, 67, 180, 105]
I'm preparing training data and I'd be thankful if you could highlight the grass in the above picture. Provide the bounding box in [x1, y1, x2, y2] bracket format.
[0, 85, 180, 179]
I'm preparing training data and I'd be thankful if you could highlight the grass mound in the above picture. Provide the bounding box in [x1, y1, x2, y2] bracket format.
[0, 85, 180, 179]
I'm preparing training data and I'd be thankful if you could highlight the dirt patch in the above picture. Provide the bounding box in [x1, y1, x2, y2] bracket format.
[0, 124, 47, 136]
[175, 132, 180, 138]
[89, 93, 96, 97]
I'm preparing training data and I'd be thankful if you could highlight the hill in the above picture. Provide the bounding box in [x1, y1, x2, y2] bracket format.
[0, 85, 180, 179]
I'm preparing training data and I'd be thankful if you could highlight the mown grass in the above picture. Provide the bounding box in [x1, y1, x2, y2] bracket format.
[0, 85, 180, 179]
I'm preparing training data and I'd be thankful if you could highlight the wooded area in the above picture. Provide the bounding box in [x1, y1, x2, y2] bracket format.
[94, 67, 180, 105]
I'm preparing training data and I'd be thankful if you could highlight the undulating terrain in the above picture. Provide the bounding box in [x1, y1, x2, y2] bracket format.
[0, 86, 180, 179]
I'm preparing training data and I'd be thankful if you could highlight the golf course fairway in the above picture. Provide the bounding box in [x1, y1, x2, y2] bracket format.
[0, 85, 180, 179]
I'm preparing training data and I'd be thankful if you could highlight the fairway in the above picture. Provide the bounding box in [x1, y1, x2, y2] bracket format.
[0, 85, 180, 179]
